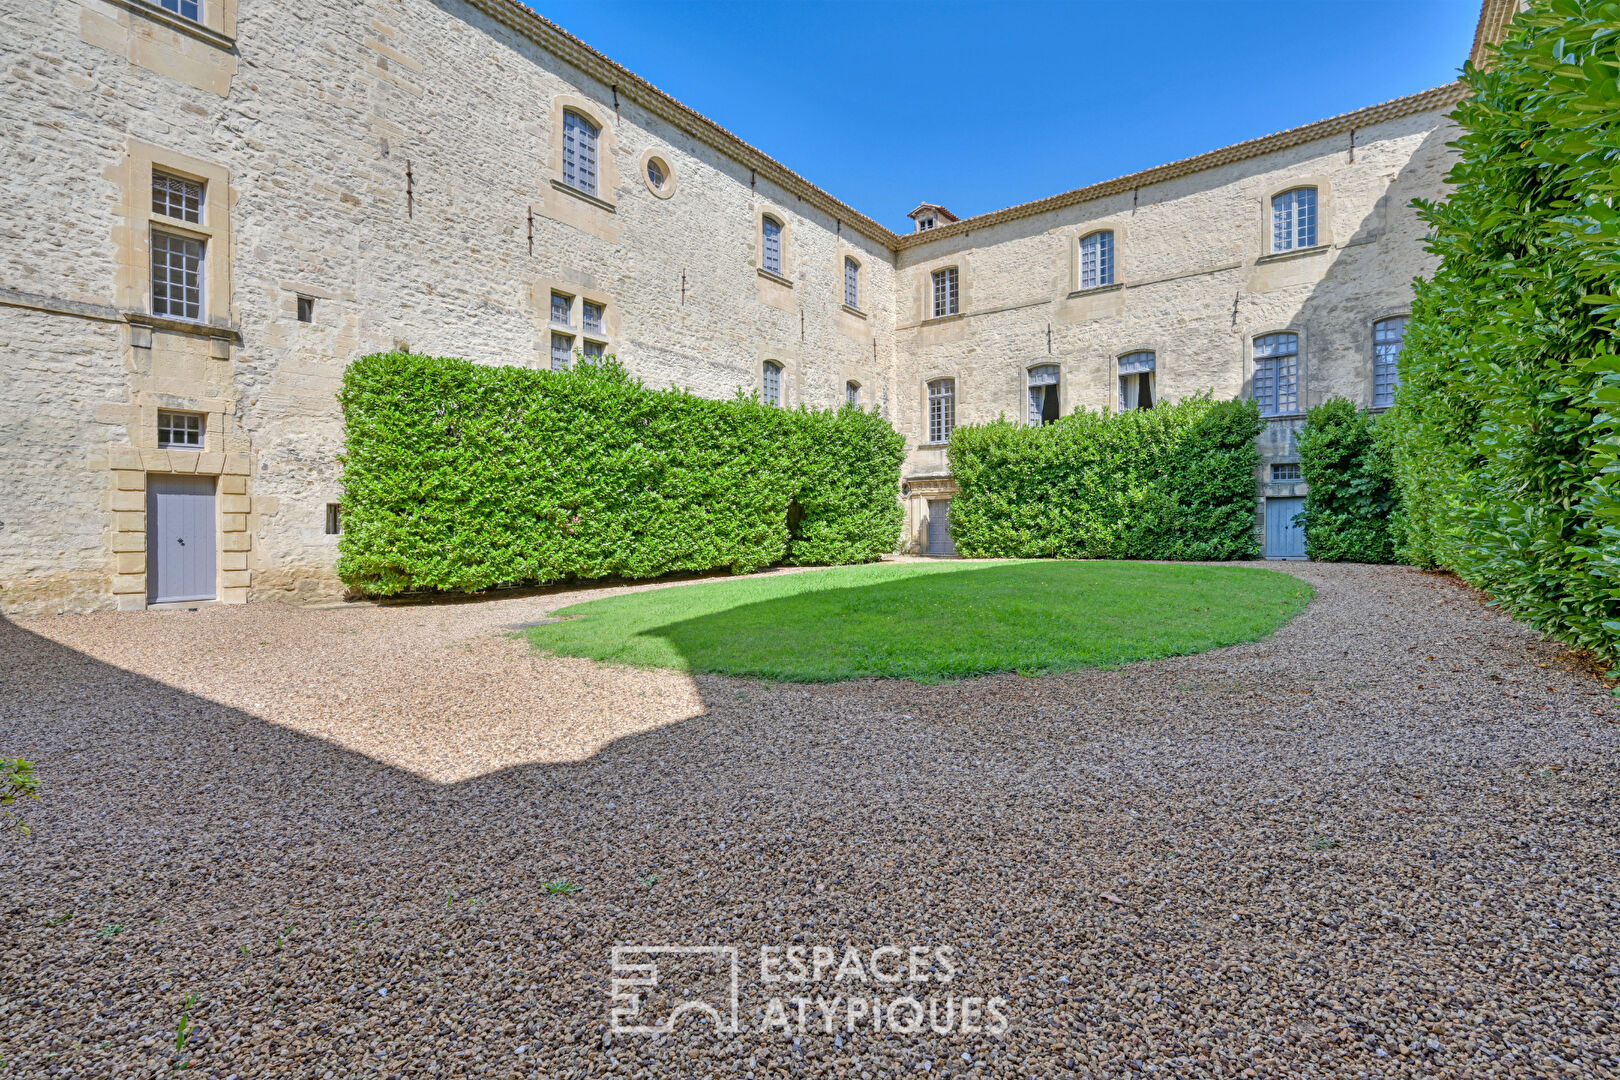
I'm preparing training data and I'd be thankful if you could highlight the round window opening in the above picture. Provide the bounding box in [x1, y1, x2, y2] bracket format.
[647, 160, 665, 188]
[643, 154, 675, 198]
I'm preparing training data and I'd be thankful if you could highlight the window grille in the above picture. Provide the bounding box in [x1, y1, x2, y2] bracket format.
[152, 171, 203, 223]
[562, 111, 599, 196]
[1079, 231, 1114, 290]
[325, 503, 342, 535]
[931, 267, 959, 318]
[1272, 188, 1318, 252]
[151, 232, 204, 320]
[928, 378, 955, 443]
[1253, 333, 1300, 416]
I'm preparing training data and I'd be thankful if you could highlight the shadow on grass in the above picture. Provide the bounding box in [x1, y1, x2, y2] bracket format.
[529, 560, 1314, 683]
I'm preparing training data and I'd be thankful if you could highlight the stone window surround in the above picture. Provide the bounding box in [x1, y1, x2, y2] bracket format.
[1246, 326, 1308, 419]
[757, 211, 792, 286]
[1112, 349, 1160, 413]
[116, 142, 233, 327]
[1070, 223, 1128, 296]
[547, 94, 620, 212]
[638, 148, 677, 199]
[842, 252, 862, 313]
[102, 0, 238, 49]
[1259, 175, 1333, 258]
[919, 373, 961, 448]
[912, 255, 971, 325]
[532, 277, 617, 364]
[754, 347, 800, 407]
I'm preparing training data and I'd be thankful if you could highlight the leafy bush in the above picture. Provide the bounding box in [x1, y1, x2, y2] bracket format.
[336, 353, 904, 595]
[948, 396, 1261, 560]
[1382, 0, 1620, 661]
[1297, 398, 1395, 562]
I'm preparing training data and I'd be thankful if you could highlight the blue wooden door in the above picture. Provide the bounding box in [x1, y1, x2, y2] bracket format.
[147, 474, 217, 602]
[927, 499, 956, 556]
[1265, 496, 1306, 560]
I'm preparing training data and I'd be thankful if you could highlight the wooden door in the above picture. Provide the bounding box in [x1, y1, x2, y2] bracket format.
[147, 474, 218, 602]
[1264, 496, 1306, 560]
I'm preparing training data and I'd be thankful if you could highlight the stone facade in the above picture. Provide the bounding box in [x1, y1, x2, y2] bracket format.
[0, 0, 1504, 612]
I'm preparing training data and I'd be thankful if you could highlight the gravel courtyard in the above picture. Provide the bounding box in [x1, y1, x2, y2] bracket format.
[2, 562, 1616, 1078]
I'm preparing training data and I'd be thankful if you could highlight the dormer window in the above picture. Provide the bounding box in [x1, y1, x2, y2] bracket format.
[918, 215, 935, 230]
[907, 202, 959, 234]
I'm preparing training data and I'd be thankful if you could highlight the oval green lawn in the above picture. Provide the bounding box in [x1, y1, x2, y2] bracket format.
[526, 560, 1312, 683]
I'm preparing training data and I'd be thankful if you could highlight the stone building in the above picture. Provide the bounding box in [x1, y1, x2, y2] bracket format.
[0, 0, 1518, 613]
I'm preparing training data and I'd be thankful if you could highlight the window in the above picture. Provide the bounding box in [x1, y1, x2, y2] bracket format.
[1253, 333, 1300, 416]
[551, 332, 573, 371]
[763, 361, 783, 407]
[931, 267, 959, 318]
[1118, 352, 1156, 412]
[1271, 462, 1303, 482]
[762, 217, 783, 276]
[296, 296, 314, 324]
[156, 0, 201, 20]
[846, 380, 861, 407]
[582, 340, 605, 361]
[582, 300, 603, 335]
[151, 231, 204, 320]
[550, 291, 572, 326]
[325, 503, 342, 535]
[1079, 231, 1114, 290]
[647, 159, 665, 189]
[927, 378, 955, 443]
[157, 410, 204, 448]
[1373, 316, 1408, 408]
[1272, 187, 1318, 252]
[844, 256, 860, 309]
[918, 215, 936, 231]
[1028, 365, 1060, 426]
[152, 171, 202, 223]
[562, 110, 599, 196]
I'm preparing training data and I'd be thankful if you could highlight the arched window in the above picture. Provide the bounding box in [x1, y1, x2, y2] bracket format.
[1271, 187, 1317, 252]
[1253, 333, 1300, 416]
[562, 110, 599, 196]
[1079, 231, 1114, 290]
[846, 380, 861, 407]
[762, 217, 783, 276]
[1118, 352, 1155, 411]
[844, 256, 860, 309]
[1373, 316, 1408, 408]
[1028, 365, 1060, 426]
[927, 378, 956, 443]
[762, 360, 783, 407]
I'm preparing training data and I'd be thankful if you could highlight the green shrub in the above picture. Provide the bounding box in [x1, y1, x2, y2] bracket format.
[1297, 398, 1395, 563]
[2, 757, 38, 834]
[948, 395, 1261, 560]
[1383, 0, 1620, 661]
[336, 353, 903, 595]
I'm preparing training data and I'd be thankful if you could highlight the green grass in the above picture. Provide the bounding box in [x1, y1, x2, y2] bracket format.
[525, 560, 1313, 683]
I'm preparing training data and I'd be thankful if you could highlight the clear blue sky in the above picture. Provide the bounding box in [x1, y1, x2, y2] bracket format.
[524, 1, 1482, 232]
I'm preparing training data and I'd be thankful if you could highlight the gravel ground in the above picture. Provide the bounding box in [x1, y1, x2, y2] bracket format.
[1, 561, 1617, 1079]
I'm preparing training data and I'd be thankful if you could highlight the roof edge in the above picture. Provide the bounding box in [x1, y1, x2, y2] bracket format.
[1469, 0, 1520, 68]
[894, 83, 1468, 251]
[467, 0, 904, 248]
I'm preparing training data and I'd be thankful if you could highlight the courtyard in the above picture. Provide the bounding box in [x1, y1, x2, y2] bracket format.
[2, 561, 1616, 1077]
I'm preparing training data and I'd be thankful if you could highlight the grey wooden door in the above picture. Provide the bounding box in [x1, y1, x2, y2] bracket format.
[147, 474, 217, 602]
[927, 498, 956, 556]
[1264, 496, 1306, 560]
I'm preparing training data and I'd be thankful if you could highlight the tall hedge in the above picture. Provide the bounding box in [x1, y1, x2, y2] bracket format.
[948, 396, 1261, 560]
[336, 353, 904, 595]
[1381, 0, 1620, 661]
[1297, 398, 1396, 563]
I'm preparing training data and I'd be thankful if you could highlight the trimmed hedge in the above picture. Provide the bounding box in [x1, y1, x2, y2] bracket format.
[336, 352, 904, 595]
[948, 396, 1262, 560]
[1297, 398, 1396, 563]
[1381, 0, 1620, 662]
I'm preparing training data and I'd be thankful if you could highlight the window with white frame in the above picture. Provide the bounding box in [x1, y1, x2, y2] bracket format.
[562, 110, 599, 196]
[1118, 352, 1156, 411]
[1028, 365, 1060, 426]
[1253, 333, 1300, 416]
[931, 267, 959, 318]
[1271, 462, 1302, 482]
[582, 300, 604, 335]
[157, 410, 204, 448]
[1079, 231, 1114, 290]
[157, 0, 201, 23]
[846, 380, 861, 407]
[1272, 187, 1318, 252]
[762, 217, 783, 276]
[844, 256, 860, 309]
[762, 360, 783, 406]
[550, 331, 573, 371]
[152, 171, 203, 223]
[1373, 315, 1408, 409]
[550, 291, 572, 326]
[927, 378, 955, 443]
[151, 231, 204, 321]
